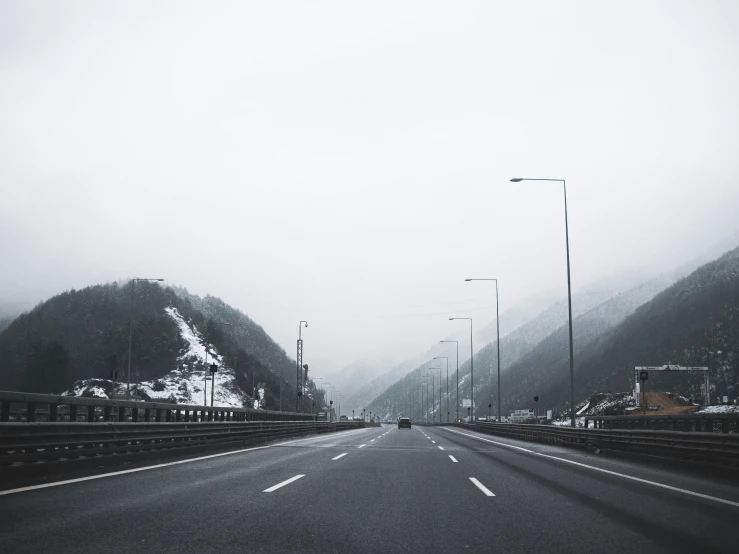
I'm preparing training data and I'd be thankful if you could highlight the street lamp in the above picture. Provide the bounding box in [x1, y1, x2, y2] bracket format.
[465, 278, 501, 422]
[449, 317, 473, 421]
[429, 367, 442, 423]
[126, 278, 164, 400]
[297, 321, 308, 411]
[434, 357, 448, 423]
[440, 341, 459, 421]
[510, 177, 575, 427]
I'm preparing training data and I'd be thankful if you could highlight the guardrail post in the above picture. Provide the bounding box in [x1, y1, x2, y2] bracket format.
[144, 408, 151, 422]
[722, 419, 729, 434]
[70, 404, 78, 422]
[166, 409, 172, 422]
[88, 405, 96, 422]
[49, 403, 58, 422]
[118, 407, 126, 422]
[184, 409, 190, 422]
[104, 406, 112, 421]
[176, 410, 182, 422]
[27, 402, 37, 422]
[155, 409, 162, 422]
[1, 400, 9, 422]
[132, 407, 139, 422]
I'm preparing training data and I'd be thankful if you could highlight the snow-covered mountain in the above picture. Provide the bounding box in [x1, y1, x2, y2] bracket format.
[0, 281, 324, 412]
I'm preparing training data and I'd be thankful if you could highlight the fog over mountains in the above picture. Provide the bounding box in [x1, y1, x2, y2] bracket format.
[361, 243, 739, 420]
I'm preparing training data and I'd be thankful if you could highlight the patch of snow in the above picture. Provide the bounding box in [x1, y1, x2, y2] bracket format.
[696, 404, 739, 414]
[63, 381, 110, 398]
[576, 401, 590, 416]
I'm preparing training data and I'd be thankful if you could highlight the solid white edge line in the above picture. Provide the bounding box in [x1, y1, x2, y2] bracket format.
[534, 452, 739, 509]
[263, 474, 305, 492]
[442, 428, 534, 452]
[438, 446, 444, 450]
[449, 455, 458, 463]
[442, 427, 739, 509]
[0, 445, 272, 497]
[470, 477, 495, 496]
[332, 453, 348, 460]
[274, 427, 368, 446]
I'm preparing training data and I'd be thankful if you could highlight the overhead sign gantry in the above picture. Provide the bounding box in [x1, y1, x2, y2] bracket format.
[633, 365, 710, 406]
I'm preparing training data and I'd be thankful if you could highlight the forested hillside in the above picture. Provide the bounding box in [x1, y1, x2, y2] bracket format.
[365, 263, 690, 420]
[0, 281, 323, 411]
[484, 244, 739, 416]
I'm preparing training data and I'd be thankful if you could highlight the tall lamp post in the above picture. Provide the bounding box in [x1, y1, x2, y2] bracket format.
[434, 357, 448, 422]
[127, 278, 164, 399]
[440, 341, 459, 421]
[510, 177, 575, 427]
[449, 317, 473, 421]
[297, 321, 308, 411]
[429, 367, 442, 423]
[465, 278, 501, 422]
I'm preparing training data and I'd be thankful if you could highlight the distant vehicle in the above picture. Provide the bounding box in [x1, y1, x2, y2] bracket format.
[398, 417, 411, 429]
[339, 415, 348, 421]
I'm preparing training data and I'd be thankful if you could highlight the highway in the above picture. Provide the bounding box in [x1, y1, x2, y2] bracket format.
[2, 424, 739, 553]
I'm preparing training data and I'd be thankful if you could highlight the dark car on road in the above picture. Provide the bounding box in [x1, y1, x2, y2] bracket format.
[398, 417, 412, 429]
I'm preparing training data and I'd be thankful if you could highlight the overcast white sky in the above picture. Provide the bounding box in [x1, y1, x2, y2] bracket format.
[2, 1, 738, 374]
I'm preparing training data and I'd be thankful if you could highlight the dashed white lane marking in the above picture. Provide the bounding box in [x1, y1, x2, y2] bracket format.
[370, 439, 375, 442]
[449, 455, 458, 463]
[264, 475, 305, 492]
[0, 445, 272, 497]
[441, 427, 739, 509]
[432, 440, 436, 443]
[332, 453, 348, 460]
[358, 444, 367, 448]
[438, 446, 444, 450]
[470, 477, 495, 497]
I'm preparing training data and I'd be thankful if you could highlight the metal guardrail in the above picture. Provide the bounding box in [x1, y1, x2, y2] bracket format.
[458, 421, 739, 468]
[0, 420, 365, 466]
[584, 413, 739, 433]
[0, 390, 315, 423]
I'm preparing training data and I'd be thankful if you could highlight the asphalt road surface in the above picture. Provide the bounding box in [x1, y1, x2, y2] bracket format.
[2, 424, 739, 553]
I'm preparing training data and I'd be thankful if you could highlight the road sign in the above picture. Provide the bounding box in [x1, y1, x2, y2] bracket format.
[462, 399, 472, 408]
[209, 363, 218, 373]
[510, 409, 534, 422]
[639, 371, 648, 381]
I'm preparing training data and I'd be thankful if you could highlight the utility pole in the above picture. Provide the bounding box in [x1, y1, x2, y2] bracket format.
[297, 321, 308, 411]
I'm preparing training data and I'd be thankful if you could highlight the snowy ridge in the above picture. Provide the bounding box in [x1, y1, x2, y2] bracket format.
[133, 307, 247, 407]
[64, 307, 255, 408]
